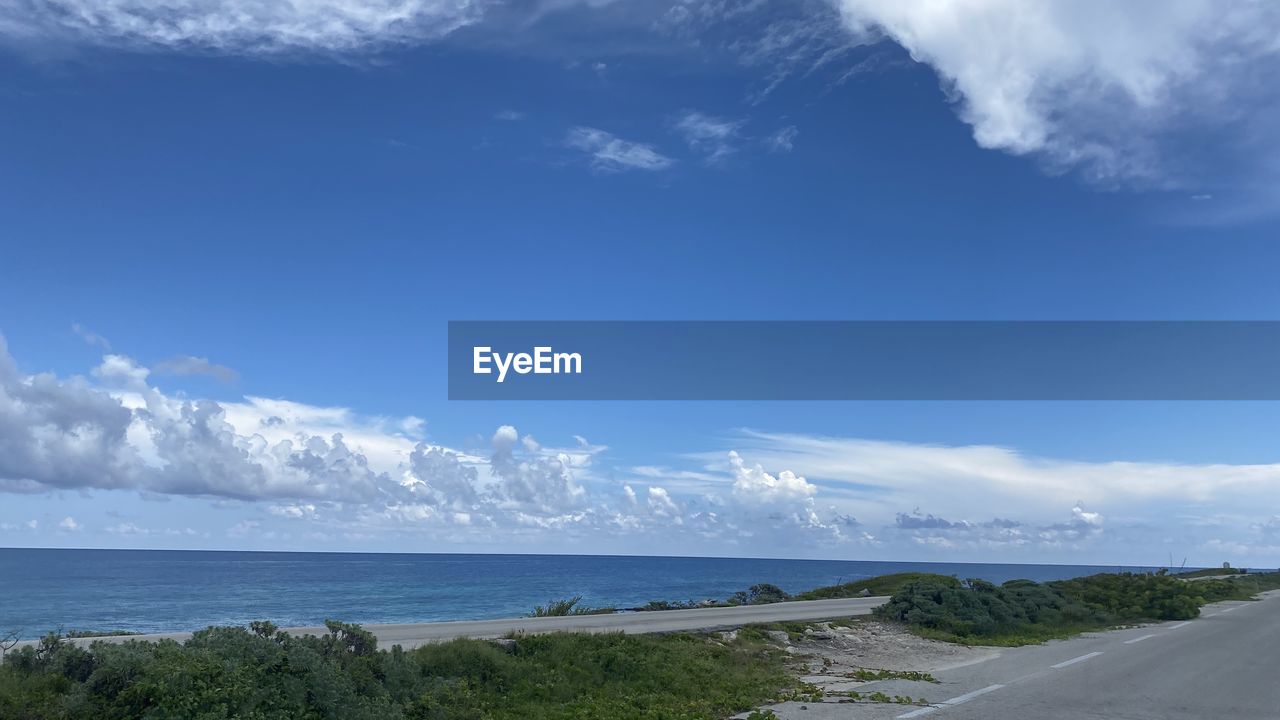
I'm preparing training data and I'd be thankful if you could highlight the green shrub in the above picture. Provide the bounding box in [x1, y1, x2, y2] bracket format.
[1, 623, 793, 720]
[877, 571, 1279, 645]
[729, 584, 791, 605]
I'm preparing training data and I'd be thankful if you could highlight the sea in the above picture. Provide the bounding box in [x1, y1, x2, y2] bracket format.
[0, 549, 1168, 640]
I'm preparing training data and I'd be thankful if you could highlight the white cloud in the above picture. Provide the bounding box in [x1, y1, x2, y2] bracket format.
[489, 426, 586, 511]
[728, 450, 817, 506]
[647, 486, 680, 516]
[564, 127, 675, 172]
[834, 0, 1280, 185]
[71, 324, 111, 351]
[269, 503, 318, 519]
[1, 0, 488, 53]
[673, 110, 745, 163]
[58, 516, 79, 531]
[7, 334, 1280, 563]
[93, 354, 151, 389]
[766, 125, 798, 153]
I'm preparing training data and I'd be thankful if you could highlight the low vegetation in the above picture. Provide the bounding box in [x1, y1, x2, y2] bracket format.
[875, 570, 1280, 645]
[7, 569, 1276, 717]
[794, 573, 959, 600]
[528, 596, 614, 617]
[639, 574, 939, 612]
[1172, 567, 1245, 579]
[0, 620, 795, 720]
[845, 668, 937, 683]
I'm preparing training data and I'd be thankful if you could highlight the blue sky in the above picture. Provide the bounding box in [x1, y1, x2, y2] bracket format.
[3, 0, 1280, 566]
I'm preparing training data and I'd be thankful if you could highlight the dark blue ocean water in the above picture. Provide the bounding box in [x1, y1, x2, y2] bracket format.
[0, 549, 1164, 639]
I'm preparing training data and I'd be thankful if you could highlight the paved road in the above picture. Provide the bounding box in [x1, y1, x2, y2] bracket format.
[769, 590, 1280, 720]
[23, 596, 888, 651]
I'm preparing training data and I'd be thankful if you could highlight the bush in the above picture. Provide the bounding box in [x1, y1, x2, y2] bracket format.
[729, 584, 791, 605]
[876, 571, 1279, 644]
[1, 623, 793, 720]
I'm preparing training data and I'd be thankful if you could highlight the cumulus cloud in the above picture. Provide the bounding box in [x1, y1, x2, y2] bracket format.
[564, 127, 675, 172]
[895, 511, 965, 530]
[1, 0, 488, 53]
[647, 486, 680, 517]
[889, 505, 1103, 552]
[0, 336, 390, 502]
[405, 444, 480, 508]
[7, 334, 1280, 562]
[729, 450, 816, 506]
[834, 0, 1280, 186]
[489, 425, 586, 511]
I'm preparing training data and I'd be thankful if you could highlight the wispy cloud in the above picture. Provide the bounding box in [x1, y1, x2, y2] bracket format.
[153, 355, 240, 384]
[0, 0, 488, 53]
[72, 323, 111, 351]
[564, 126, 675, 172]
[494, 109, 525, 121]
[673, 110, 745, 164]
[766, 125, 798, 153]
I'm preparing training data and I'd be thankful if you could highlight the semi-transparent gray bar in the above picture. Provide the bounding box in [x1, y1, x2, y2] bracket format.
[448, 321, 1280, 400]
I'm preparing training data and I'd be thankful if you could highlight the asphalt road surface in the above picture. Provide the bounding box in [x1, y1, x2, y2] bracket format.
[770, 590, 1280, 720]
[26, 595, 888, 651]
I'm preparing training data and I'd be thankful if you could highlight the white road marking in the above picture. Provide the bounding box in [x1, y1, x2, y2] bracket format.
[896, 684, 1005, 718]
[1170, 622, 1192, 629]
[1051, 651, 1104, 669]
[1220, 606, 1237, 613]
[1124, 634, 1156, 644]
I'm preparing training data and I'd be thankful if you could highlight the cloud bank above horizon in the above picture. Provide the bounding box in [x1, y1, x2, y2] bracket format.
[3, 334, 1280, 565]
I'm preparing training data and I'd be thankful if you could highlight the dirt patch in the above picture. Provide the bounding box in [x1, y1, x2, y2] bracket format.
[788, 619, 999, 674]
[729, 619, 1000, 719]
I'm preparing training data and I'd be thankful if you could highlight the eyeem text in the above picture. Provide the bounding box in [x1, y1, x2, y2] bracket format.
[473, 346, 583, 383]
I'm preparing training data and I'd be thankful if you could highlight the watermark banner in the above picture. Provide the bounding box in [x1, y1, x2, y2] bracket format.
[448, 321, 1280, 400]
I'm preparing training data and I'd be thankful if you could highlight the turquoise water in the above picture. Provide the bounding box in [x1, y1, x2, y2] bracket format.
[0, 549, 1165, 639]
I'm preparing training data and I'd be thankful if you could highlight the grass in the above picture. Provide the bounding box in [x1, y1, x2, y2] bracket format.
[528, 596, 615, 617]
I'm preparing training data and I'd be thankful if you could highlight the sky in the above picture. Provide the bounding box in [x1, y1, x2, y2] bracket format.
[3, 0, 1280, 566]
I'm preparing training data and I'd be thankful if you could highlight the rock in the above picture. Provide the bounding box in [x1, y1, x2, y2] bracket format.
[857, 588, 872, 597]
[764, 630, 791, 644]
[490, 638, 517, 653]
[720, 630, 739, 642]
